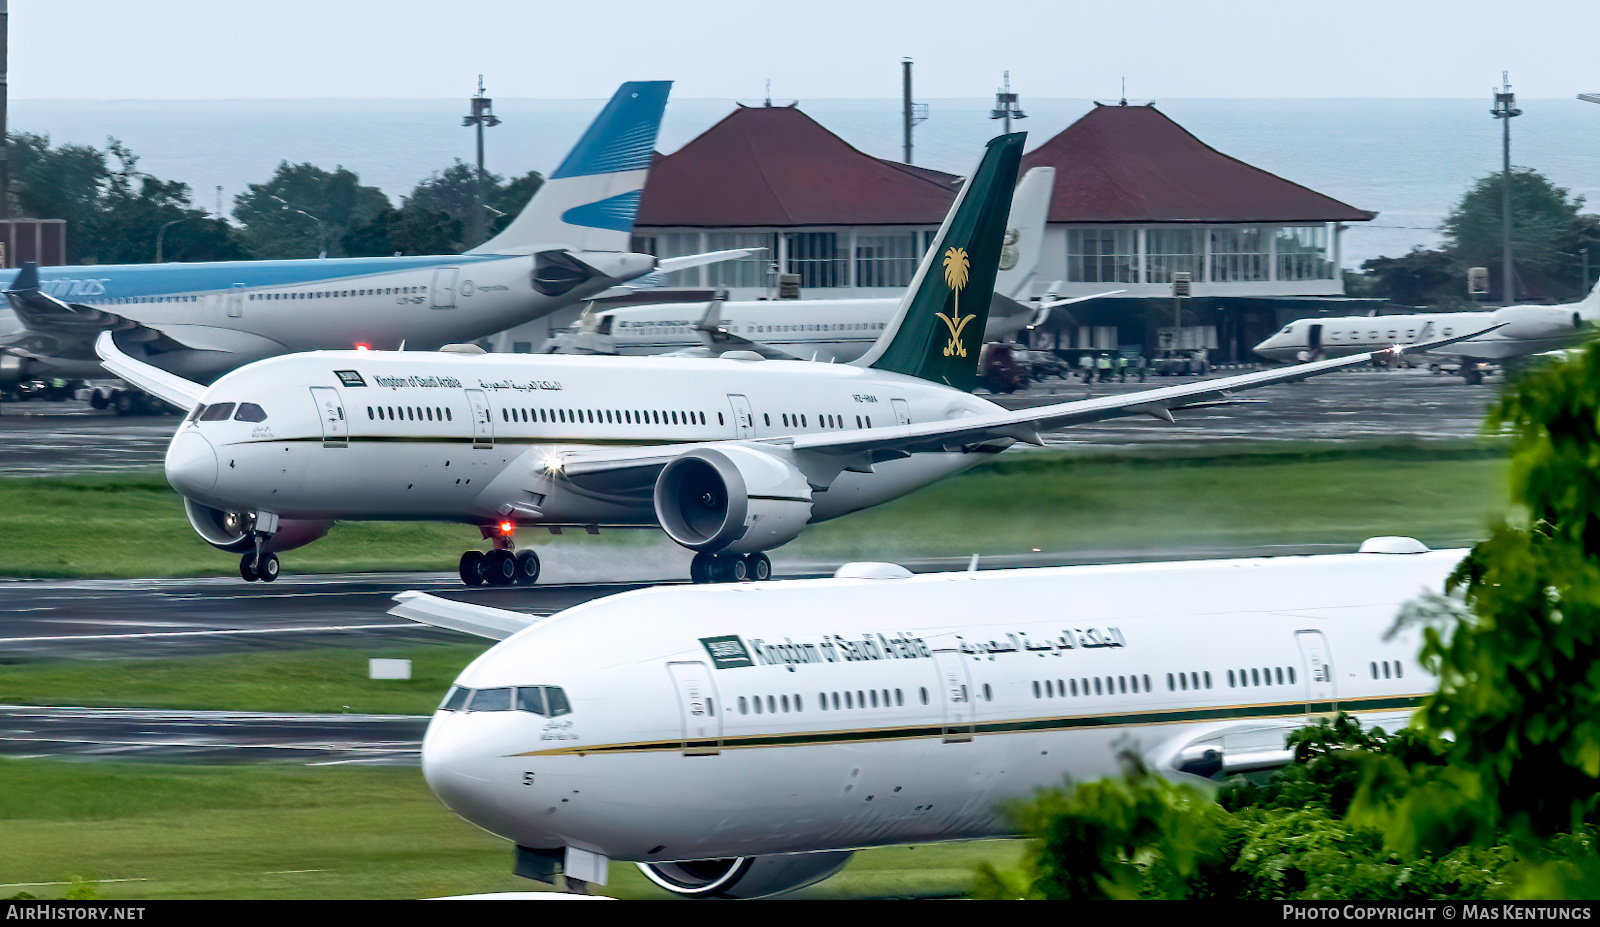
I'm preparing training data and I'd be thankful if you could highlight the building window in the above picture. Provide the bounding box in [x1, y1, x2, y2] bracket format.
[1066, 228, 1138, 283]
[706, 232, 778, 289]
[1276, 226, 1333, 281]
[1210, 227, 1269, 282]
[855, 232, 922, 288]
[785, 231, 845, 288]
[1146, 228, 1204, 283]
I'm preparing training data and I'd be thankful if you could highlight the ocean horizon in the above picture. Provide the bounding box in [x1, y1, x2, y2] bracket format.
[11, 96, 1600, 269]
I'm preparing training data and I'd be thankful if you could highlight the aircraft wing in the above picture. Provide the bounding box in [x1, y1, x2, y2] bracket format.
[388, 590, 544, 641]
[557, 326, 1502, 487]
[2, 262, 186, 362]
[93, 331, 206, 411]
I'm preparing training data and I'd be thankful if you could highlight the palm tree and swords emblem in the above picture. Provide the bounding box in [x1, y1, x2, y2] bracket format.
[937, 246, 975, 357]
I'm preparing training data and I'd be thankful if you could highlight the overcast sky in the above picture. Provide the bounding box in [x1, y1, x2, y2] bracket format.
[11, 0, 1600, 101]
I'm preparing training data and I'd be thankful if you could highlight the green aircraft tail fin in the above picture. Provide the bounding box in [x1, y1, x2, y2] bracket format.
[853, 133, 1026, 390]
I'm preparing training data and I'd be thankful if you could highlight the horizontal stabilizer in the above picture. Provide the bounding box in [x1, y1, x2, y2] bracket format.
[656, 248, 761, 276]
[388, 590, 543, 641]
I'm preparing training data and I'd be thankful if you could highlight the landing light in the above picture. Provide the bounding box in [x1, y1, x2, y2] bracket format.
[542, 454, 565, 475]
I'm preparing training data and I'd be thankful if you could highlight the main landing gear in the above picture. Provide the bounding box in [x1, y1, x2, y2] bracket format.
[460, 523, 540, 587]
[690, 551, 772, 584]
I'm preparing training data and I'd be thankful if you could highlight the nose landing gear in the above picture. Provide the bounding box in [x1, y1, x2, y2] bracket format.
[690, 551, 772, 584]
[239, 514, 281, 583]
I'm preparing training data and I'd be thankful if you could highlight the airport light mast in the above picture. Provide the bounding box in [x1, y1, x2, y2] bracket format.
[990, 71, 1026, 134]
[1491, 72, 1522, 304]
[462, 75, 502, 248]
[901, 59, 927, 165]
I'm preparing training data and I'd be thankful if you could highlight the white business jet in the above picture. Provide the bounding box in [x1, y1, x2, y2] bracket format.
[542, 167, 1118, 362]
[1253, 280, 1599, 383]
[103, 133, 1490, 584]
[394, 539, 1456, 897]
[0, 82, 748, 409]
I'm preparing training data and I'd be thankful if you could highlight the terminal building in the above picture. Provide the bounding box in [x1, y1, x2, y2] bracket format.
[620, 101, 1378, 362]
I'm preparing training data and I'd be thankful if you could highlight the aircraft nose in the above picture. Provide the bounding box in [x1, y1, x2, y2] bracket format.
[165, 430, 218, 496]
[422, 713, 515, 835]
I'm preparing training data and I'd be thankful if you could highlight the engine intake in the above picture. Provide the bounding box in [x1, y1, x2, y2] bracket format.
[637, 851, 853, 898]
[653, 446, 812, 554]
[183, 498, 330, 553]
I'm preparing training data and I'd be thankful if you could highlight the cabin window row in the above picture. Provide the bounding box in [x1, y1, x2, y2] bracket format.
[249, 286, 426, 300]
[761, 413, 874, 430]
[437, 685, 571, 716]
[748, 322, 886, 334]
[1034, 674, 1153, 699]
[1370, 660, 1403, 680]
[500, 407, 708, 427]
[368, 405, 453, 422]
[1169, 672, 1214, 691]
[1227, 666, 1296, 688]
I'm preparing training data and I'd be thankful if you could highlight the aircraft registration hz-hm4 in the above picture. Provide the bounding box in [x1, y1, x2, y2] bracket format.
[106, 134, 1494, 584]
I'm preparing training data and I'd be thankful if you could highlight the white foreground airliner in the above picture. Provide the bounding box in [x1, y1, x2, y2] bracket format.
[104, 133, 1489, 584]
[394, 540, 1456, 897]
[1253, 281, 1599, 383]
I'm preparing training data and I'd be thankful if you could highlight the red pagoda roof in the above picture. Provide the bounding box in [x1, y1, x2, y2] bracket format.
[1021, 103, 1375, 224]
[634, 103, 960, 228]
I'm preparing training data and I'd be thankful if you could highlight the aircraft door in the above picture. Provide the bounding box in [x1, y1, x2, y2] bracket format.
[431, 268, 459, 309]
[1295, 630, 1336, 716]
[892, 398, 912, 426]
[930, 647, 975, 744]
[309, 386, 348, 448]
[726, 394, 754, 438]
[227, 283, 246, 318]
[1307, 324, 1322, 352]
[465, 389, 493, 449]
[666, 661, 722, 756]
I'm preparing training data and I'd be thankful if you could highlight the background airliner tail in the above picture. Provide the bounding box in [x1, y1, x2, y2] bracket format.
[469, 81, 671, 256]
[853, 133, 1025, 391]
[992, 166, 1054, 302]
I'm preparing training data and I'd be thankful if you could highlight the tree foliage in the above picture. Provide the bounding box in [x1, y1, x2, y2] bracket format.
[231, 162, 389, 259]
[338, 162, 542, 256]
[1359, 169, 1600, 306]
[6, 133, 244, 264]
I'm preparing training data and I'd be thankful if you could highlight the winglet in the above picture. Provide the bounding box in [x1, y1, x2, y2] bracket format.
[93, 331, 206, 412]
[388, 590, 543, 641]
[6, 261, 39, 293]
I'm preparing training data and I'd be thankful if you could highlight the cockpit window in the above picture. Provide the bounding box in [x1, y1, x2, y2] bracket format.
[439, 684, 570, 714]
[199, 403, 235, 421]
[234, 402, 268, 423]
[468, 687, 513, 711]
[440, 686, 471, 712]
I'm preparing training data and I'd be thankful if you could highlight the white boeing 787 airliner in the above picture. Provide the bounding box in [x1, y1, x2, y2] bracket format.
[393, 541, 1456, 897]
[102, 134, 1490, 584]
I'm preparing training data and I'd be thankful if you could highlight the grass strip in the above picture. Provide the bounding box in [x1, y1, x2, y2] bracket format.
[0, 443, 1510, 579]
[0, 758, 1021, 900]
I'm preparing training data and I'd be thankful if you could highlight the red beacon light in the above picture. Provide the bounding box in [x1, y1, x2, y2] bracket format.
[354, 342, 371, 351]
[499, 521, 514, 536]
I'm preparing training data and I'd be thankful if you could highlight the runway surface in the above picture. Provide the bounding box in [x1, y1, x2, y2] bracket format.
[0, 366, 1501, 477]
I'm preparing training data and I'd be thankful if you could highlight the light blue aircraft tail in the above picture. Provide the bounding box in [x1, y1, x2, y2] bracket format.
[469, 81, 671, 256]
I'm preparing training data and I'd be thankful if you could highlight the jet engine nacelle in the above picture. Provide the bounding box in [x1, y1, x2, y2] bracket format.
[183, 498, 331, 554]
[653, 445, 813, 555]
[1491, 306, 1585, 342]
[636, 851, 854, 899]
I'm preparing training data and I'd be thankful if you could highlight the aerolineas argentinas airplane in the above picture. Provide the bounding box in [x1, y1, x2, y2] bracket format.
[394, 540, 1456, 897]
[1253, 279, 1599, 383]
[104, 133, 1486, 584]
[0, 82, 743, 409]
